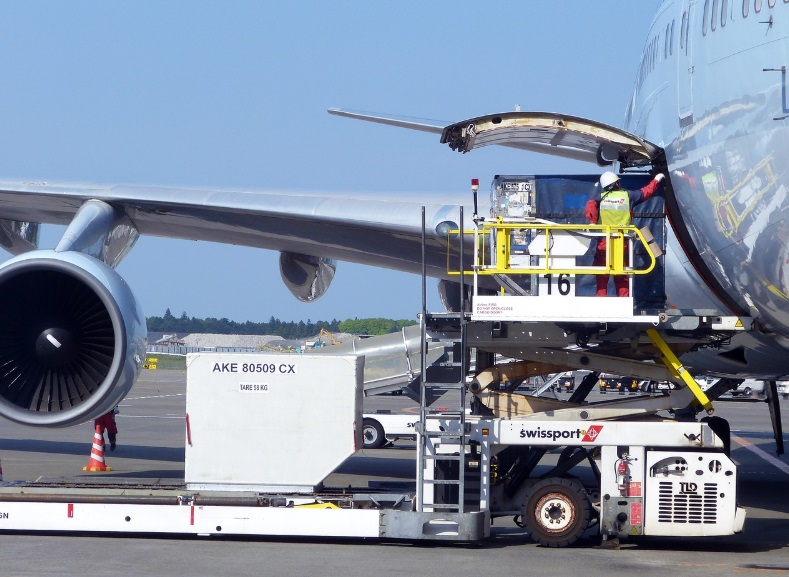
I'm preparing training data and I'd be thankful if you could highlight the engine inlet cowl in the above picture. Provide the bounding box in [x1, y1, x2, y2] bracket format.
[0, 250, 146, 427]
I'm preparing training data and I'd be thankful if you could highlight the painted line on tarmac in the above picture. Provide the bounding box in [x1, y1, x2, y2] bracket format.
[116, 414, 185, 419]
[122, 393, 185, 401]
[731, 433, 789, 476]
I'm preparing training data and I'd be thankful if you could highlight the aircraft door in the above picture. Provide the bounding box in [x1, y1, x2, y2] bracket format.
[678, 0, 694, 126]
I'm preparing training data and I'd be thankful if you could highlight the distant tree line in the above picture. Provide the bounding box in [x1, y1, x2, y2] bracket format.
[146, 309, 416, 338]
[337, 318, 416, 335]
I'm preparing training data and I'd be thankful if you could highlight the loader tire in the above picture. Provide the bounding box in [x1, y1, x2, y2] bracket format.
[520, 477, 591, 547]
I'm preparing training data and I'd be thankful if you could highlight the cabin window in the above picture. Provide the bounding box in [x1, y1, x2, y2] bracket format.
[743, 0, 749, 16]
[665, 23, 670, 58]
[679, 11, 690, 55]
[712, 0, 719, 30]
[755, 0, 762, 12]
[652, 36, 657, 69]
[703, 0, 710, 34]
[681, 11, 688, 48]
[768, 0, 775, 7]
[722, 0, 728, 26]
[670, 19, 675, 55]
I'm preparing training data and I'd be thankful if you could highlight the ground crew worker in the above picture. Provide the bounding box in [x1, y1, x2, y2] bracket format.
[585, 171, 665, 296]
[95, 408, 119, 451]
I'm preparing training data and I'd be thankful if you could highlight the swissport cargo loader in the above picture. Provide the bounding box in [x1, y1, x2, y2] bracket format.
[0, 352, 744, 546]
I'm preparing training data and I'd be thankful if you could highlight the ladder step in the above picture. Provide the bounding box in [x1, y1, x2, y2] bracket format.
[424, 316, 464, 329]
[422, 479, 461, 486]
[422, 417, 466, 425]
[424, 436, 464, 443]
[429, 505, 462, 512]
[422, 453, 464, 462]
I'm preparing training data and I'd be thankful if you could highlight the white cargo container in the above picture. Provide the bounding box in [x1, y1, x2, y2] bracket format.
[185, 353, 363, 492]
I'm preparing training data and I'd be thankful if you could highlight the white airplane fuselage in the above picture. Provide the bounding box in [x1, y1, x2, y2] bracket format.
[627, 0, 789, 377]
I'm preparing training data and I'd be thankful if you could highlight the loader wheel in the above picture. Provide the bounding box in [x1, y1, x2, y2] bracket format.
[362, 418, 386, 449]
[521, 477, 591, 547]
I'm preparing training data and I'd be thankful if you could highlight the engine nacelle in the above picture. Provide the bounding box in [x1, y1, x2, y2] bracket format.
[0, 250, 146, 427]
[279, 252, 336, 302]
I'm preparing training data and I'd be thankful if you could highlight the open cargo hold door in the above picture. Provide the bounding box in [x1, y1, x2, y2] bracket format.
[440, 111, 661, 169]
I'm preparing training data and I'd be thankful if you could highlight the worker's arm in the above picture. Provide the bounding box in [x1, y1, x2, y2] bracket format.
[631, 173, 665, 206]
[584, 198, 599, 224]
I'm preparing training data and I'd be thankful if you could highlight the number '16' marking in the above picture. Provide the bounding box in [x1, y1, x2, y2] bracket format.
[542, 273, 573, 296]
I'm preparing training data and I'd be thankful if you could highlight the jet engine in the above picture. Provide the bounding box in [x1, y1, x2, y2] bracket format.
[0, 250, 146, 427]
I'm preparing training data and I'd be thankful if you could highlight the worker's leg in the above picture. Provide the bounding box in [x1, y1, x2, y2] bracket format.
[614, 275, 629, 297]
[593, 249, 609, 296]
[597, 276, 610, 296]
[108, 422, 117, 451]
[613, 244, 630, 296]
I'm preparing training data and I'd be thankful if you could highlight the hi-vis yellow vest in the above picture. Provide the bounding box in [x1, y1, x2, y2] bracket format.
[598, 189, 631, 226]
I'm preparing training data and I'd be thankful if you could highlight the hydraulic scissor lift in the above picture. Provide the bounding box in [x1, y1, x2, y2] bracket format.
[415, 177, 750, 545]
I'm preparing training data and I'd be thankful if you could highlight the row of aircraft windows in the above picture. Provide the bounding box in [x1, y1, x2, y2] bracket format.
[636, 0, 787, 95]
[704, 0, 789, 35]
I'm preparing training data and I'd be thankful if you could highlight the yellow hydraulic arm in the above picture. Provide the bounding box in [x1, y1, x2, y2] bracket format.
[647, 328, 713, 413]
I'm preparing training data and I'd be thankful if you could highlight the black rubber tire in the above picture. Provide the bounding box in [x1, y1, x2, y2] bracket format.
[521, 477, 591, 547]
[362, 418, 386, 449]
[743, 387, 752, 396]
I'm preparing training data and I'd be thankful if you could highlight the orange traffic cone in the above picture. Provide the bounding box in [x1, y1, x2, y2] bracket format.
[83, 424, 112, 472]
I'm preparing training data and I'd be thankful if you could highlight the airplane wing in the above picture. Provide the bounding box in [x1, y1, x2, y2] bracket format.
[0, 179, 469, 278]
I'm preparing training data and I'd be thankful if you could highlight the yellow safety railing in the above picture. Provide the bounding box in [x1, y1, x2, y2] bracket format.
[446, 219, 659, 277]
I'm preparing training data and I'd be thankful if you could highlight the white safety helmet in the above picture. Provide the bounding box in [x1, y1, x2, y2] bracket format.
[599, 171, 620, 190]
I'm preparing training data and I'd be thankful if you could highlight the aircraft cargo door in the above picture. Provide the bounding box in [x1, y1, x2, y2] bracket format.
[678, 1, 694, 127]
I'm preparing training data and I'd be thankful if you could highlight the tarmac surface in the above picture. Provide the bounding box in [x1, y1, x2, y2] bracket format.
[1, 369, 788, 576]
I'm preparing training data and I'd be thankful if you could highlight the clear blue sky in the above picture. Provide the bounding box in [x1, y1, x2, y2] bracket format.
[0, 1, 659, 323]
